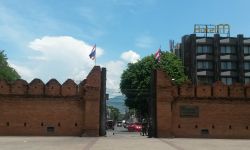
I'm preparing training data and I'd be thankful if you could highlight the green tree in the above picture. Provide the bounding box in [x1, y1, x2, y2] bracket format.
[0, 50, 20, 81]
[107, 105, 121, 121]
[120, 51, 187, 117]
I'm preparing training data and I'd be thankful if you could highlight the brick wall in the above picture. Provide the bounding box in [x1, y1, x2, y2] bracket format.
[155, 70, 250, 138]
[172, 99, 250, 138]
[0, 66, 103, 136]
[156, 70, 173, 137]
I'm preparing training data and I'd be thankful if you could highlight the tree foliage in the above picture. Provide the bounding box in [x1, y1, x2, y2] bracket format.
[107, 105, 121, 121]
[0, 50, 20, 81]
[120, 51, 187, 117]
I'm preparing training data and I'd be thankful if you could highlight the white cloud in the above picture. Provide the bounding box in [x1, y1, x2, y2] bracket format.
[10, 35, 130, 97]
[29, 36, 103, 58]
[9, 62, 36, 82]
[103, 60, 126, 98]
[9, 36, 104, 83]
[135, 35, 155, 49]
[121, 50, 140, 63]
[27, 56, 47, 61]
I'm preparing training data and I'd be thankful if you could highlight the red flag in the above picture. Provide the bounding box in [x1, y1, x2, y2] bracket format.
[154, 48, 161, 62]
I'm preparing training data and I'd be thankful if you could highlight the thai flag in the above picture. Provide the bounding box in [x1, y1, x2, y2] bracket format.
[89, 44, 96, 60]
[154, 48, 161, 62]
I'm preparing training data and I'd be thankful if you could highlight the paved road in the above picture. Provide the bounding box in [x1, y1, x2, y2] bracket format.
[0, 127, 250, 150]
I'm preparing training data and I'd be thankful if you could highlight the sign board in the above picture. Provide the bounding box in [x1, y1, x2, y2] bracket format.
[180, 105, 199, 118]
[194, 24, 230, 37]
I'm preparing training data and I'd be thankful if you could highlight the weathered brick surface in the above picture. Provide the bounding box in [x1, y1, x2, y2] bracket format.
[179, 85, 195, 97]
[28, 79, 44, 95]
[156, 70, 173, 138]
[0, 80, 10, 94]
[61, 79, 78, 96]
[0, 97, 84, 136]
[156, 69, 250, 138]
[45, 79, 61, 96]
[11, 79, 28, 95]
[246, 84, 250, 98]
[196, 85, 212, 97]
[172, 99, 250, 138]
[229, 83, 245, 98]
[83, 67, 101, 136]
[0, 66, 103, 136]
[213, 81, 228, 97]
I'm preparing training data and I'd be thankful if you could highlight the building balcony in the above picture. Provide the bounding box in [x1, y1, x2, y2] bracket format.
[220, 71, 238, 77]
[220, 55, 237, 60]
[196, 54, 213, 60]
[196, 38, 213, 44]
[197, 71, 214, 76]
[245, 72, 250, 77]
[220, 38, 237, 44]
[245, 55, 250, 60]
[243, 39, 250, 44]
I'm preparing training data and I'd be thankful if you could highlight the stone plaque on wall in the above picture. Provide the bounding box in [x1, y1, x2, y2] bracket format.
[180, 106, 199, 118]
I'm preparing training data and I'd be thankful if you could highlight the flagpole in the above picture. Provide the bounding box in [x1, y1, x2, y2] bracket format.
[95, 44, 96, 66]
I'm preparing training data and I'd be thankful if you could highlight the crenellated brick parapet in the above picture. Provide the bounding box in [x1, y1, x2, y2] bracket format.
[0, 78, 83, 97]
[212, 81, 228, 97]
[0, 66, 104, 136]
[155, 69, 250, 139]
[176, 81, 250, 99]
[29, 79, 44, 95]
[179, 84, 195, 97]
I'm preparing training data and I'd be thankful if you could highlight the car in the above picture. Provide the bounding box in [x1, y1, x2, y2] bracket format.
[117, 121, 122, 127]
[127, 123, 142, 132]
[123, 122, 128, 128]
[106, 120, 114, 130]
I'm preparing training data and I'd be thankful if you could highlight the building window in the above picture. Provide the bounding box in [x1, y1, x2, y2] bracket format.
[245, 77, 250, 84]
[244, 46, 250, 55]
[221, 62, 236, 70]
[244, 62, 250, 70]
[197, 61, 213, 69]
[221, 77, 233, 85]
[220, 46, 236, 54]
[197, 45, 212, 54]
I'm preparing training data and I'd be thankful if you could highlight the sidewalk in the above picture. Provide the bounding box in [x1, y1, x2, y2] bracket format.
[89, 131, 250, 150]
[90, 134, 177, 150]
[0, 133, 250, 150]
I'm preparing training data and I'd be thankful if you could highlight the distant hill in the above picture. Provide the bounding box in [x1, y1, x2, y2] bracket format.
[107, 95, 127, 114]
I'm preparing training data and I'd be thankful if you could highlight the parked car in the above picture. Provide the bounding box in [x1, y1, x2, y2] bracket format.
[106, 120, 114, 130]
[127, 123, 142, 132]
[117, 121, 123, 127]
[123, 122, 128, 128]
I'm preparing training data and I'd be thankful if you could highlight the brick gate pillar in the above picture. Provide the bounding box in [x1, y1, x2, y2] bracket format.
[156, 70, 174, 137]
[83, 66, 101, 136]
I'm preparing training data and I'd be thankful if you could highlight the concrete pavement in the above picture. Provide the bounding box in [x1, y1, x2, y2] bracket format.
[0, 129, 250, 150]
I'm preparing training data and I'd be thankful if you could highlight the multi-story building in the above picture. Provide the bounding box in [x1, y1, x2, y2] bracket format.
[175, 34, 250, 85]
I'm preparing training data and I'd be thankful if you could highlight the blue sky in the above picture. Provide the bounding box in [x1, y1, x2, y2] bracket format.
[1, 0, 250, 97]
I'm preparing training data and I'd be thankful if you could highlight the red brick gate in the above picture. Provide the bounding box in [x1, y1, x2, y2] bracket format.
[154, 69, 250, 138]
[0, 66, 106, 136]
